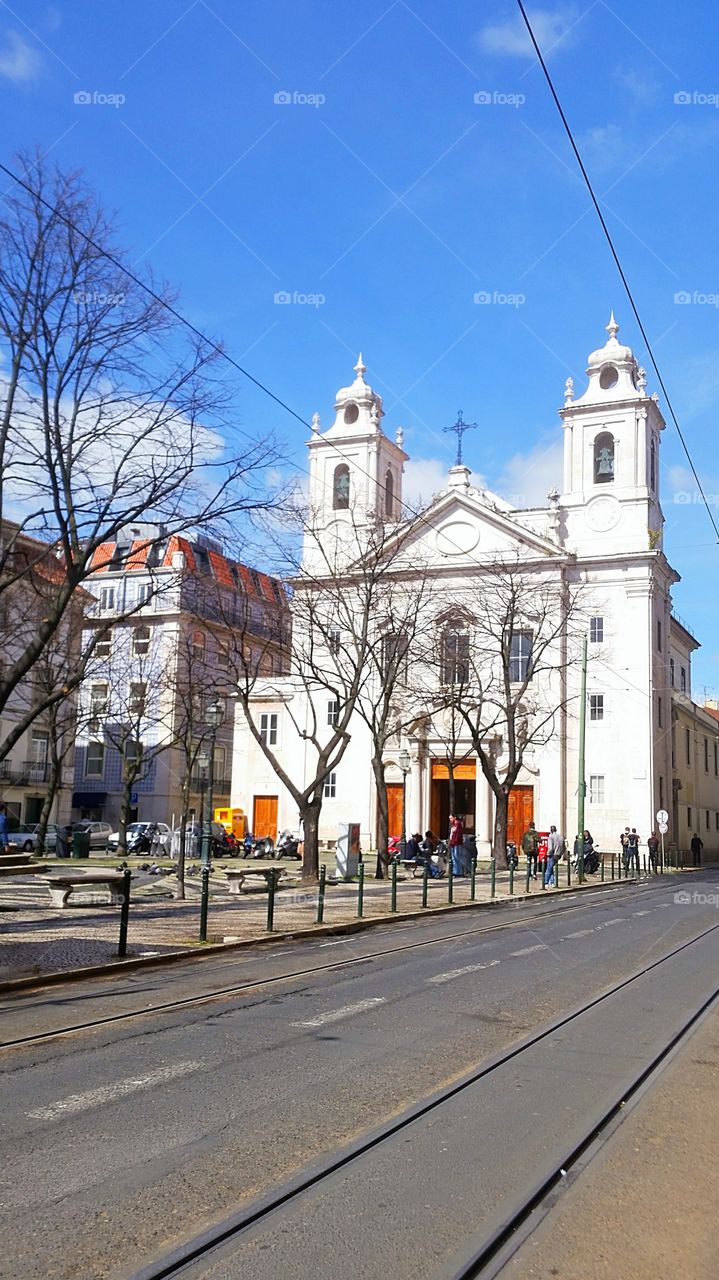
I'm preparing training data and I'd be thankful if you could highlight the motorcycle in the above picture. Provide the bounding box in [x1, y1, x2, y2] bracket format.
[243, 834, 276, 859]
[276, 830, 302, 860]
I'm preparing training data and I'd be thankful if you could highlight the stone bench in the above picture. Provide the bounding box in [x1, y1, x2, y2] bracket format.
[222, 866, 285, 896]
[42, 872, 128, 909]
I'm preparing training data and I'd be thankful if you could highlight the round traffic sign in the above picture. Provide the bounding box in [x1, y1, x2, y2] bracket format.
[658, 822, 669, 835]
[656, 809, 669, 824]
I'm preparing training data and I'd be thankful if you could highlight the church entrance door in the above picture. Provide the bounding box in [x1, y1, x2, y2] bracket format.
[430, 761, 476, 840]
[507, 786, 534, 848]
[385, 783, 404, 839]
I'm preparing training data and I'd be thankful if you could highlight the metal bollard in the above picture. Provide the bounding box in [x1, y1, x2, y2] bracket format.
[611, 851, 615, 880]
[601, 856, 605, 882]
[448, 860, 454, 905]
[578, 852, 585, 884]
[525, 862, 531, 893]
[422, 860, 429, 908]
[509, 862, 515, 895]
[490, 859, 496, 899]
[266, 870, 276, 932]
[470, 856, 477, 901]
[357, 861, 365, 918]
[316, 864, 326, 924]
[199, 864, 210, 943]
[566, 856, 571, 888]
[117, 868, 131, 957]
[541, 861, 547, 890]
[679, 848, 684, 871]
[391, 858, 398, 913]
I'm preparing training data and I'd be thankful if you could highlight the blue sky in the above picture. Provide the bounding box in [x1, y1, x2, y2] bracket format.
[2, 1, 719, 689]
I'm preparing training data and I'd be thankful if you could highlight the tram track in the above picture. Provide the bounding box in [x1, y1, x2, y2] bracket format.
[127, 919, 719, 1280]
[0, 880, 653, 1051]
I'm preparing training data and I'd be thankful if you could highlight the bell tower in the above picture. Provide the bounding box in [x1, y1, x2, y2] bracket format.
[303, 355, 408, 572]
[559, 314, 665, 554]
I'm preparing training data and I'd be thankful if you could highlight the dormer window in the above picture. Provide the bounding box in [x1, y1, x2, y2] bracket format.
[384, 468, 394, 518]
[333, 464, 350, 510]
[343, 403, 359, 425]
[594, 432, 615, 484]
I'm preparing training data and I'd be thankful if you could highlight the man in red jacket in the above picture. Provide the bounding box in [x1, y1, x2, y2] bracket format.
[449, 812, 465, 876]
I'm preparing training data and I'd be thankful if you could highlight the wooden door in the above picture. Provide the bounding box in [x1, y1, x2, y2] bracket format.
[385, 783, 404, 838]
[507, 786, 534, 848]
[253, 795, 278, 841]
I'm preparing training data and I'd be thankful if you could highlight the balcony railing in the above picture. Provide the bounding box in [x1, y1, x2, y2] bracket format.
[0, 760, 50, 785]
[189, 772, 232, 793]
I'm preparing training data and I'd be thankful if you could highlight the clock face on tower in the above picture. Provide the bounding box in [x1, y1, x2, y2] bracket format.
[585, 494, 621, 533]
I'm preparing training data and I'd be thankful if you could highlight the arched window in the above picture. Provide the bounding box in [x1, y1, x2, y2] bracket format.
[650, 438, 656, 491]
[333, 464, 350, 510]
[593, 432, 615, 484]
[384, 468, 394, 518]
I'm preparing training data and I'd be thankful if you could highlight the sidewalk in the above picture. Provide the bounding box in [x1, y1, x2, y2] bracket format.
[0, 862, 633, 984]
[503, 1002, 719, 1279]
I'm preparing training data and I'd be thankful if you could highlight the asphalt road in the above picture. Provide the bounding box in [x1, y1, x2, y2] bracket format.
[1, 873, 717, 1280]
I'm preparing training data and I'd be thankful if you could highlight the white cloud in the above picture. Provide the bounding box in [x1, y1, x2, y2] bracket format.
[0, 31, 42, 83]
[496, 434, 563, 507]
[478, 7, 580, 58]
[403, 457, 452, 509]
[614, 67, 660, 105]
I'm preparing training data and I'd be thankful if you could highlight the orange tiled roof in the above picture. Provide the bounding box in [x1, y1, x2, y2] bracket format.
[89, 542, 115, 572]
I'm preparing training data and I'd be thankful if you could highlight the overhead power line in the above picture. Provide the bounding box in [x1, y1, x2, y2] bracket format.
[516, 0, 719, 543]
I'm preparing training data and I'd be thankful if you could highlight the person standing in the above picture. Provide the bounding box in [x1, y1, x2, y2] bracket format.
[0, 802, 8, 852]
[546, 825, 563, 887]
[690, 832, 703, 867]
[647, 831, 660, 873]
[620, 827, 630, 871]
[626, 827, 640, 877]
[522, 821, 539, 878]
[449, 813, 464, 876]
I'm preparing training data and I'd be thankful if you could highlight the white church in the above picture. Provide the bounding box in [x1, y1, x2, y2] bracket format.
[232, 317, 716, 858]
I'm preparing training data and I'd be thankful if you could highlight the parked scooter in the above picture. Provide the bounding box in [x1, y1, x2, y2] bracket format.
[243, 833, 276, 859]
[276, 830, 302, 860]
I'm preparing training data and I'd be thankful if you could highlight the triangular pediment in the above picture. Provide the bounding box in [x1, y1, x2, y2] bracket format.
[356, 484, 564, 572]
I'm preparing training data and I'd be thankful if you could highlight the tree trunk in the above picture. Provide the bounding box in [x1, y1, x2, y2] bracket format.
[448, 766, 456, 821]
[493, 788, 509, 869]
[36, 762, 61, 856]
[301, 799, 321, 883]
[372, 754, 389, 879]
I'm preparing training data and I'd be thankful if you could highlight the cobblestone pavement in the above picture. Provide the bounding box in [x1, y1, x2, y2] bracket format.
[0, 863, 613, 981]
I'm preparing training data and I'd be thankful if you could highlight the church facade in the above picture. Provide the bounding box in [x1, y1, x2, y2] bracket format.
[231, 318, 718, 858]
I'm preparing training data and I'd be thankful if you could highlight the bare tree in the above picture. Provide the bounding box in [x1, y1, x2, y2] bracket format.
[434, 560, 583, 867]
[0, 151, 278, 760]
[234, 510, 420, 882]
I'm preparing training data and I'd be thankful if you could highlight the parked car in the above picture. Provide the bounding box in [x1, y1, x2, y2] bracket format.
[108, 822, 172, 854]
[73, 820, 112, 851]
[7, 822, 59, 853]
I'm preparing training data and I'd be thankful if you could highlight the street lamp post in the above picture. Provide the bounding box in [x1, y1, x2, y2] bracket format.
[399, 746, 411, 859]
[198, 699, 225, 942]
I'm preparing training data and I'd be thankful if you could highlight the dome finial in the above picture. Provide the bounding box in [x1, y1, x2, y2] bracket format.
[606, 310, 619, 339]
[354, 353, 367, 379]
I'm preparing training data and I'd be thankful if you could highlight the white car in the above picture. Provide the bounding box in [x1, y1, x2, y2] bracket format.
[108, 822, 172, 853]
[7, 822, 60, 853]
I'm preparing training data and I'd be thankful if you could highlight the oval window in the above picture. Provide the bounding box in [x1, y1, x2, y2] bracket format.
[599, 365, 618, 390]
[343, 402, 359, 425]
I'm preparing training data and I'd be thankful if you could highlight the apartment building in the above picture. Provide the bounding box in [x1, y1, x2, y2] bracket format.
[74, 524, 289, 829]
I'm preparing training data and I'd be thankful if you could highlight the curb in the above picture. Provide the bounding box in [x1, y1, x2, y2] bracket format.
[0, 876, 643, 996]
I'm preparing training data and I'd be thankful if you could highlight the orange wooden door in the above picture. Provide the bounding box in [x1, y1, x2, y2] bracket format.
[253, 795, 278, 840]
[507, 786, 534, 847]
[386, 783, 404, 838]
